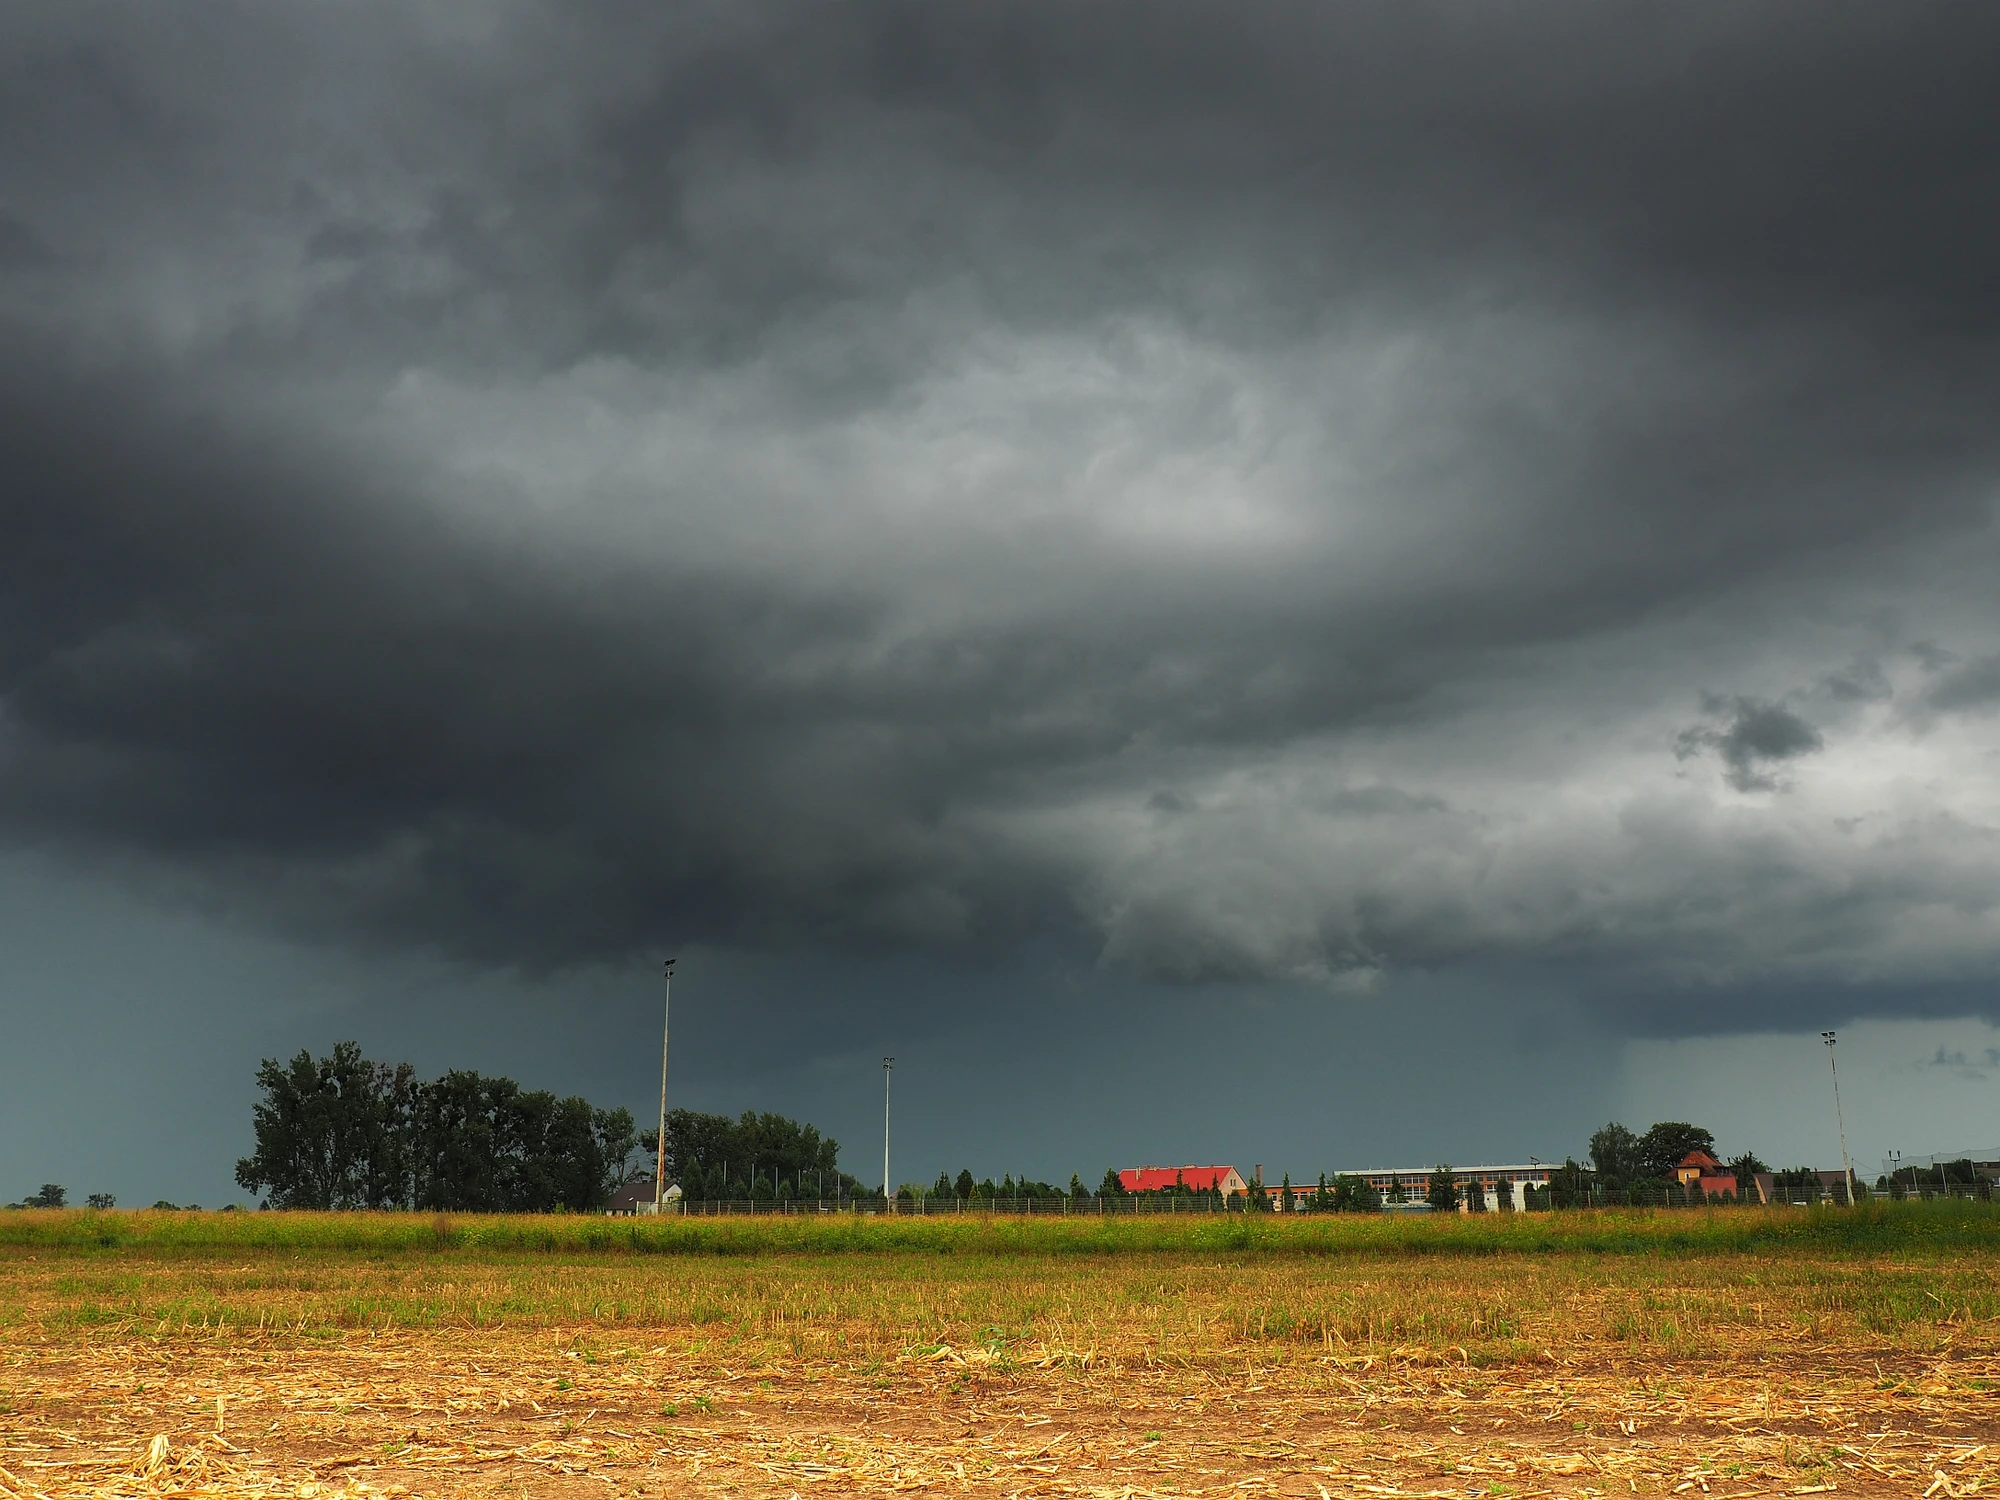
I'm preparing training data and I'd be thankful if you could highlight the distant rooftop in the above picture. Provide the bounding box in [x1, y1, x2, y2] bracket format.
[1118, 1165, 1244, 1193]
[1324, 1163, 1553, 1178]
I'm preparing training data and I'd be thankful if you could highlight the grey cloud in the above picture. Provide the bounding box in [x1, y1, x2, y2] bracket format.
[1927, 655, 2000, 714]
[2, 3, 2000, 1017]
[1821, 659, 1892, 705]
[1922, 1045, 2000, 1079]
[1313, 788, 1451, 820]
[1677, 698, 1825, 793]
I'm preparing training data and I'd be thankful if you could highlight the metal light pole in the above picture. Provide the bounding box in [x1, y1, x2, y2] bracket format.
[882, 1057, 894, 1209]
[655, 959, 676, 1212]
[1822, 1030, 1853, 1204]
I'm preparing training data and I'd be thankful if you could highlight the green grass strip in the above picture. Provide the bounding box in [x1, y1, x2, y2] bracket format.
[2, 1199, 1996, 1258]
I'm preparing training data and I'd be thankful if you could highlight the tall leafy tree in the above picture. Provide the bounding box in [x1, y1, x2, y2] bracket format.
[411, 1069, 504, 1211]
[235, 1043, 412, 1209]
[1637, 1122, 1716, 1181]
[413, 1074, 634, 1212]
[1587, 1122, 1641, 1188]
[241, 1043, 637, 1214]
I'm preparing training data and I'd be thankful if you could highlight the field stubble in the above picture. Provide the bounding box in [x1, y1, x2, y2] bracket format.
[3, 1207, 1999, 1500]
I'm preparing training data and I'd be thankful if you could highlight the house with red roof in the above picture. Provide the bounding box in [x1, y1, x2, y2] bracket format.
[1118, 1165, 1249, 1197]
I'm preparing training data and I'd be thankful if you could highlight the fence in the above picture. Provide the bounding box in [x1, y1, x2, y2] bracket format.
[621, 1183, 1988, 1216]
[643, 1196, 1229, 1216]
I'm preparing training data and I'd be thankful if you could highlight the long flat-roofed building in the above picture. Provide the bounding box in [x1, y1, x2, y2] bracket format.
[1315, 1162, 1554, 1211]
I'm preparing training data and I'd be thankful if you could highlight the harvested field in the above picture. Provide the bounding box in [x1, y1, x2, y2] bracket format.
[3, 1206, 1998, 1499]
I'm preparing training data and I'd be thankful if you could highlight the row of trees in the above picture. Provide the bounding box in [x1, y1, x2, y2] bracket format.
[220, 1049, 1871, 1217]
[918, 1171, 1075, 1204]
[1529, 1119, 1827, 1206]
[637, 1108, 870, 1203]
[1882, 1159, 1993, 1196]
[8, 1187, 227, 1211]
[235, 1042, 639, 1212]
[5, 1185, 110, 1210]
[1585, 1121, 1765, 1192]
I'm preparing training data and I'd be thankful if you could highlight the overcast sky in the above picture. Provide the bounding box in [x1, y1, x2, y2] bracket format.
[5, 3, 1999, 1206]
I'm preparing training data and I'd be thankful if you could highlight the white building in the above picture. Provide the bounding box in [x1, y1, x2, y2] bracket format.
[1312, 1163, 1554, 1211]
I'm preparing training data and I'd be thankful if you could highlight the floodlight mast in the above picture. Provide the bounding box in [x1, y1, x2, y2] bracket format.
[656, 959, 676, 1212]
[1822, 1030, 1852, 1203]
[882, 1057, 894, 1208]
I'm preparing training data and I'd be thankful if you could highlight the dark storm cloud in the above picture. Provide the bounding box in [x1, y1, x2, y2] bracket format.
[1676, 697, 1825, 793]
[3, 3, 2000, 1004]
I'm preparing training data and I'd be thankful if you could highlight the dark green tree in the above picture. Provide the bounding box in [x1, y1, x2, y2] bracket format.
[1727, 1151, 1769, 1199]
[406, 1071, 634, 1212]
[1637, 1122, 1716, 1182]
[956, 1169, 976, 1199]
[1327, 1174, 1381, 1212]
[410, 1069, 503, 1211]
[235, 1043, 415, 1210]
[1770, 1165, 1822, 1201]
[86, 1193, 114, 1210]
[934, 1171, 954, 1199]
[639, 1108, 856, 1203]
[1069, 1173, 1088, 1205]
[1098, 1168, 1125, 1200]
[25, 1184, 65, 1208]
[1426, 1165, 1460, 1213]
[1587, 1122, 1641, 1189]
[1279, 1172, 1295, 1212]
[1464, 1177, 1487, 1212]
[1549, 1157, 1592, 1208]
[1245, 1168, 1271, 1211]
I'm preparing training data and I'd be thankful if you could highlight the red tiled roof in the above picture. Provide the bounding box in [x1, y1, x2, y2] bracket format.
[1119, 1165, 1241, 1193]
[1677, 1149, 1723, 1169]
